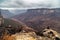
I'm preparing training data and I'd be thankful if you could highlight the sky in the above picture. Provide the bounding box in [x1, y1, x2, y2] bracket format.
[0, 0, 60, 9]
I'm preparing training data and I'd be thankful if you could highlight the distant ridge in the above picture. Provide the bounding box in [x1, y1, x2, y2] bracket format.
[0, 9, 14, 18]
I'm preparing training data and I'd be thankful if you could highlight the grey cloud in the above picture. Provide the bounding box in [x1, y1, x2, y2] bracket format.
[0, 0, 60, 8]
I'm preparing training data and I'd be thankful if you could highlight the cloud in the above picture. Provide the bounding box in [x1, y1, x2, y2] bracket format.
[0, 0, 60, 8]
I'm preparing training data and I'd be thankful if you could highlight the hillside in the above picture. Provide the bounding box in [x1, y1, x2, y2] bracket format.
[13, 8, 60, 33]
[4, 18, 25, 27]
[0, 18, 32, 35]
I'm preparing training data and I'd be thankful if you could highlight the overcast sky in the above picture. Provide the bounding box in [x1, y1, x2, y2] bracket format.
[0, 0, 60, 9]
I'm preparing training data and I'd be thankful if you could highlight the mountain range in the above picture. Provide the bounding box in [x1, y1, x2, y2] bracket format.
[13, 8, 60, 33]
[1, 8, 60, 33]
